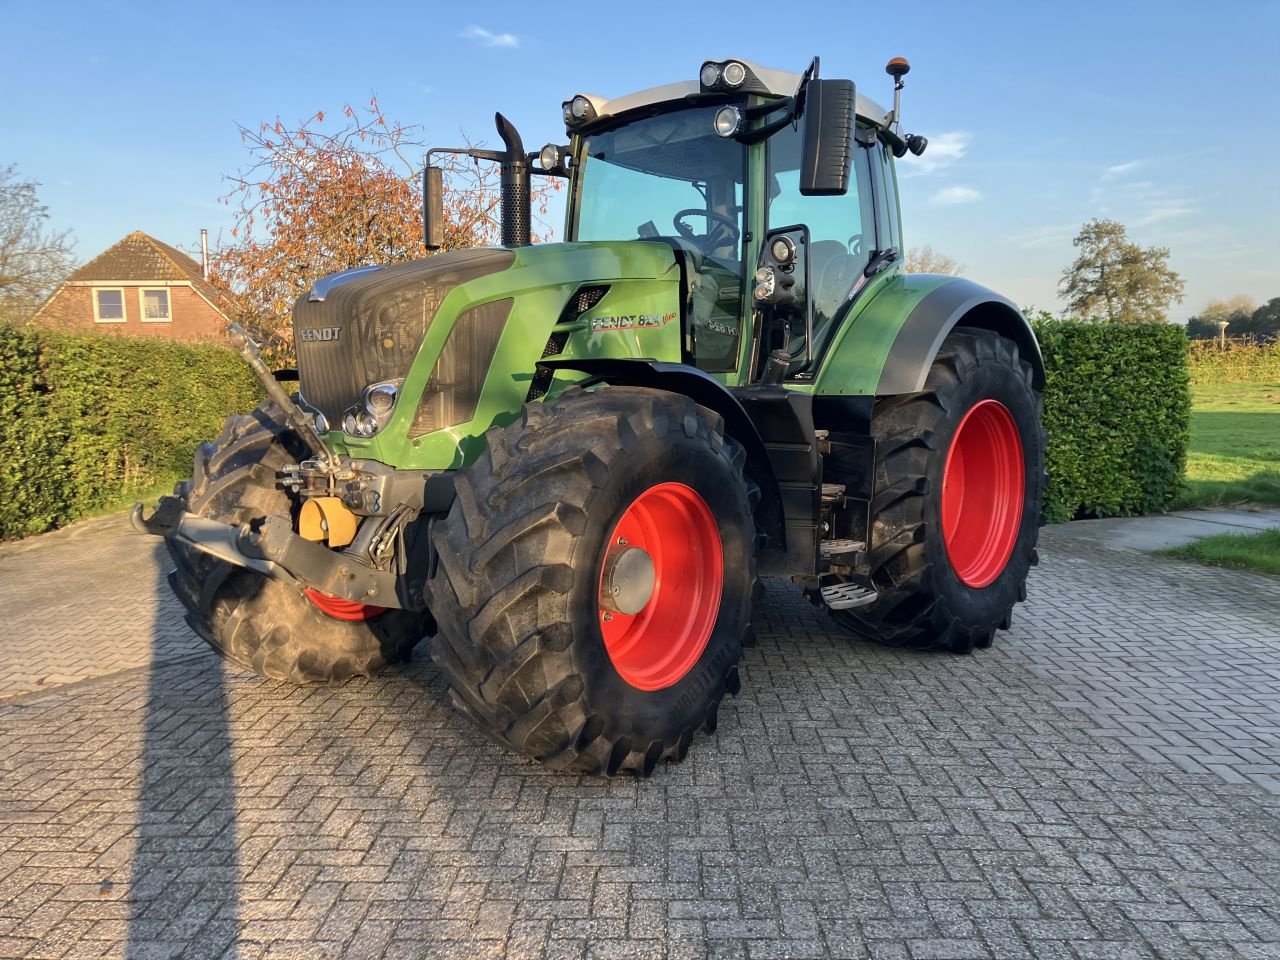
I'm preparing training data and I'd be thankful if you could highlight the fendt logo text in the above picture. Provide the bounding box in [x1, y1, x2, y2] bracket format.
[590, 312, 677, 332]
[299, 326, 342, 343]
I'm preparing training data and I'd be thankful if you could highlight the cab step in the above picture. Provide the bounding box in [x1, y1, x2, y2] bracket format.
[820, 538, 865, 561]
[821, 483, 846, 503]
[820, 581, 878, 610]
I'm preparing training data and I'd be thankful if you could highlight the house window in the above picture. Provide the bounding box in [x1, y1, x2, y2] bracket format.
[140, 288, 171, 322]
[94, 288, 125, 323]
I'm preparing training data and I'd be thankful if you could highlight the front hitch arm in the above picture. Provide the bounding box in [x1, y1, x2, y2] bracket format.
[131, 497, 405, 608]
[131, 495, 186, 537]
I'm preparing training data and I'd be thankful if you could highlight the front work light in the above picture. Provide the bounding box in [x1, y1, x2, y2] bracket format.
[700, 59, 752, 92]
[753, 267, 776, 301]
[539, 143, 561, 170]
[713, 106, 742, 138]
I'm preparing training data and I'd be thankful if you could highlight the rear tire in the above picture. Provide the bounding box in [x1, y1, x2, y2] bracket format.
[833, 327, 1045, 653]
[166, 400, 422, 682]
[426, 386, 758, 777]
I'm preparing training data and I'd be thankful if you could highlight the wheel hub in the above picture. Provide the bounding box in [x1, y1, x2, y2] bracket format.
[941, 399, 1025, 589]
[601, 545, 657, 615]
[596, 482, 724, 691]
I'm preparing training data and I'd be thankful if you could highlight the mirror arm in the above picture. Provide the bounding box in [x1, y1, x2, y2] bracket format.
[426, 146, 505, 165]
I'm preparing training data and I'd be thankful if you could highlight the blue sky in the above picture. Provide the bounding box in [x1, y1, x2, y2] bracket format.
[3, 0, 1277, 319]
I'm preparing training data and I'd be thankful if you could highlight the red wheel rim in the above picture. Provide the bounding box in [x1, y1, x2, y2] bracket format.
[941, 399, 1025, 589]
[304, 589, 384, 622]
[598, 482, 723, 691]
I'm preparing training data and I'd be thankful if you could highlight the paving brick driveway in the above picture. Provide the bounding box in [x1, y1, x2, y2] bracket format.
[1, 513, 1279, 959]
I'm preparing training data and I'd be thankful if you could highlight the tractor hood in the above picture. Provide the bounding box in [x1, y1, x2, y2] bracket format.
[293, 241, 680, 425]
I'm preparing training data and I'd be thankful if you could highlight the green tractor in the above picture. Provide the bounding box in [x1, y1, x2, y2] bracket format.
[137, 56, 1044, 776]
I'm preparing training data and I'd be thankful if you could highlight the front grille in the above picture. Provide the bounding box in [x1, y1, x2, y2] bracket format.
[293, 249, 515, 422]
[409, 299, 513, 437]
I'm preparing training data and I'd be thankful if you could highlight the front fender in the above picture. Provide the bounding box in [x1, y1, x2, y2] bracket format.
[537, 358, 789, 557]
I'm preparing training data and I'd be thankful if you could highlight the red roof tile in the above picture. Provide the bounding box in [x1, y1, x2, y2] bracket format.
[66, 231, 225, 310]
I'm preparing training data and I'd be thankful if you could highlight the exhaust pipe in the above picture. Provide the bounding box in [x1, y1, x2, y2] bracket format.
[494, 112, 530, 247]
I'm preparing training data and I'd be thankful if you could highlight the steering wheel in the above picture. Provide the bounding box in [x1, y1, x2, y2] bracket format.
[673, 209, 740, 253]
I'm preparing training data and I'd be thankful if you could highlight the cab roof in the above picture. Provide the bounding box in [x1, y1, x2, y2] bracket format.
[568, 58, 893, 134]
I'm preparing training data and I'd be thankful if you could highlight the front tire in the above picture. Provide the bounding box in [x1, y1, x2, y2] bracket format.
[834, 327, 1045, 653]
[166, 400, 423, 682]
[426, 386, 758, 777]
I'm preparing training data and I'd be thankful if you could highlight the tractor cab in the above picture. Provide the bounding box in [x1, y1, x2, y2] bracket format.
[425, 57, 925, 386]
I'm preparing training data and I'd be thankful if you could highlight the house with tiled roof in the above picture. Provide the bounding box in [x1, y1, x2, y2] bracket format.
[34, 231, 230, 341]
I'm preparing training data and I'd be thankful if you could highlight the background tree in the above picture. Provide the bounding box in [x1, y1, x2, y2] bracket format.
[1058, 218, 1184, 323]
[1185, 295, 1257, 340]
[1241, 297, 1280, 340]
[212, 98, 557, 359]
[904, 245, 962, 275]
[0, 165, 76, 323]
[1184, 294, 1279, 341]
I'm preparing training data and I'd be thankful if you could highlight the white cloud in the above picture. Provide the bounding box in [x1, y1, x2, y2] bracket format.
[898, 131, 971, 176]
[1008, 223, 1079, 249]
[931, 186, 981, 206]
[460, 25, 520, 48]
[1103, 160, 1142, 178]
[1135, 203, 1196, 226]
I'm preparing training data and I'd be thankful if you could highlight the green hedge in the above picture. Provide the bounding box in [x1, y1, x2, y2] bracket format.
[0, 319, 1201, 538]
[1186, 340, 1280, 385]
[1035, 320, 1191, 523]
[0, 325, 261, 540]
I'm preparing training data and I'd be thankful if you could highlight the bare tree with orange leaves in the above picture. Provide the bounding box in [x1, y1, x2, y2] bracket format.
[212, 97, 557, 361]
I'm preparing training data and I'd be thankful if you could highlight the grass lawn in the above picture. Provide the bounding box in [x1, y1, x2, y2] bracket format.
[1161, 528, 1280, 577]
[1178, 381, 1280, 509]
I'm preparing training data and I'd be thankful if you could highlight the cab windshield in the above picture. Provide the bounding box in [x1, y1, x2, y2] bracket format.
[572, 106, 747, 372]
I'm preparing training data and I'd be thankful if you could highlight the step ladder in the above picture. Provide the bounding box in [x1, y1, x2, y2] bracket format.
[819, 538, 865, 561]
[820, 581, 878, 610]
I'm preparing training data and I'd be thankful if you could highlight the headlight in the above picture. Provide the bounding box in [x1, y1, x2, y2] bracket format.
[713, 106, 742, 138]
[722, 61, 747, 87]
[539, 143, 561, 171]
[570, 95, 592, 120]
[342, 379, 402, 438]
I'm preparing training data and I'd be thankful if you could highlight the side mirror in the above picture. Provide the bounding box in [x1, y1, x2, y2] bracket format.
[799, 79, 855, 196]
[423, 166, 444, 250]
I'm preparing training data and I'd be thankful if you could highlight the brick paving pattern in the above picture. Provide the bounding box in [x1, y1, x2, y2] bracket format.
[0, 515, 193, 699]
[1, 516, 1278, 958]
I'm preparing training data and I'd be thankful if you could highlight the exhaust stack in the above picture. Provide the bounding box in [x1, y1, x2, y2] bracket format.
[495, 113, 531, 248]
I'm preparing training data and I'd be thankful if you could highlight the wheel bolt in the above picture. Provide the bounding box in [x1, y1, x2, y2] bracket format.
[602, 611, 613, 622]
[617, 536, 628, 546]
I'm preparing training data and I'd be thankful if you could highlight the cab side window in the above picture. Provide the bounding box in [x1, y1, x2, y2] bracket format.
[766, 122, 877, 347]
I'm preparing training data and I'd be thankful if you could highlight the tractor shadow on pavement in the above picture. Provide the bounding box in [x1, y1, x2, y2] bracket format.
[127, 563, 240, 958]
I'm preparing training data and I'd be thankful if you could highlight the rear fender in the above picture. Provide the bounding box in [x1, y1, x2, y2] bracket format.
[875, 276, 1045, 395]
